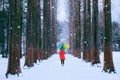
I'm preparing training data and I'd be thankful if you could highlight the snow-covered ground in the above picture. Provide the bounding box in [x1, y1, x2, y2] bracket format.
[0, 52, 119, 80]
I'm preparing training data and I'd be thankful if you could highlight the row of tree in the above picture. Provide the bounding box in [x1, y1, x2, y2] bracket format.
[0, 0, 58, 77]
[68, 0, 116, 73]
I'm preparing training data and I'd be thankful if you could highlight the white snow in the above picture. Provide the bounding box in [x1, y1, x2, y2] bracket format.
[0, 52, 120, 80]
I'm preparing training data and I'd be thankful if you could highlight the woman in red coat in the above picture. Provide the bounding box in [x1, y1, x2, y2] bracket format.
[59, 50, 65, 65]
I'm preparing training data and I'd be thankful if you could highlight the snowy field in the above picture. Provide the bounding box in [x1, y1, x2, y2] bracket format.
[0, 52, 120, 80]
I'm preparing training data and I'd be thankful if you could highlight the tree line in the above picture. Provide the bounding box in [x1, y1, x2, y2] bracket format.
[0, 0, 119, 78]
[0, 0, 57, 77]
[68, 0, 117, 73]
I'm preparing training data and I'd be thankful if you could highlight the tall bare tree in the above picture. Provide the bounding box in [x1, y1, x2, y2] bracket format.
[82, 0, 92, 62]
[83, 0, 87, 61]
[50, 0, 57, 54]
[32, 0, 41, 63]
[91, 0, 100, 65]
[42, 0, 51, 58]
[74, 0, 81, 58]
[24, 0, 34, 67]
[24, 0, 41, 67]
[85, 0, 92, 62]
[36, 0, 42, 61]
[68, 0, 75, 55]
[103, 0, 115, 73]
[68, 0, 81, 58]
[6, 0, 21, 77]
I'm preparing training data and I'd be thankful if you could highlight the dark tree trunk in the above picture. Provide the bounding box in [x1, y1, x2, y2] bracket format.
[73, 0, 81, 58]
[83, 0, 87, 61]
[68, 0, 81, 58]
[32, 0, 40, 63]
[24, 0, 35, 67]
[36, 0, 42, 61]
[6, 0, 22, 77]
[68, 0, 74, 55]
[91, 0, 100, 65]
[103, 0, 115, 73]
[43, 0, 51, 59]
[85, 0, 92, 62]
[50, 0, 57, 54]
[24, 0, 41, 66]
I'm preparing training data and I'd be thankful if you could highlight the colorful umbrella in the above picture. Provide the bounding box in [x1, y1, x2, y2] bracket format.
[60, 43, 70, 50]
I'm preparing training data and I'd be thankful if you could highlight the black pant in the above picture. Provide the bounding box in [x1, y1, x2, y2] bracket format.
[61, 60, 64, 64]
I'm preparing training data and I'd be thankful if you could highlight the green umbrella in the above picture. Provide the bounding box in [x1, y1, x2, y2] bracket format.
[60, 45, 66, 50]
[60, 43, 70, 50]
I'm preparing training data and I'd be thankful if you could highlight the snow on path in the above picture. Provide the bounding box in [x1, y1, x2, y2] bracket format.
[0, 53, 119, 80]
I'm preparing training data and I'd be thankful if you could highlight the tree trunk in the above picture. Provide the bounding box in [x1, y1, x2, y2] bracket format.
[91, 0, 100, 65]
[24, 0, 35, 67]
[32, 0, 41, 63]
[50, 0, 57, 54]
[43, 0, 51, 59]
[68, 0, 76, 56]
[6, 0, 21, 77]
[36, 0, 42, 61]
[85, 0, 92, 62]
[83, 0, 87, 61]
[74, 0, 81, 58]
[103, 0, 115, 73]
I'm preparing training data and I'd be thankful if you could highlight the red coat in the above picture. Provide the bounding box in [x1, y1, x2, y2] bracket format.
[59, 50, 65, 60]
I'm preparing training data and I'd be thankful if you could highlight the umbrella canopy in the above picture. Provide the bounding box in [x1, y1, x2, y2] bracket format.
[60, 43, 70, 50]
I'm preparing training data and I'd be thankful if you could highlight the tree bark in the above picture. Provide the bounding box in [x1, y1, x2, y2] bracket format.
[103, 0, 115, 73]
[91, 0, 100, 65]
[6, 0, 21, 77]
[83, 0, 87, 61]
[85, 0, 92, 62]
[68, 0, 75, 55]
[50, 0, 57, 54]
[74, 0, 81, 58]
[69, 0, 81, 58]
[43, 0, 51, 59]
[24, 0, 35, 67]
